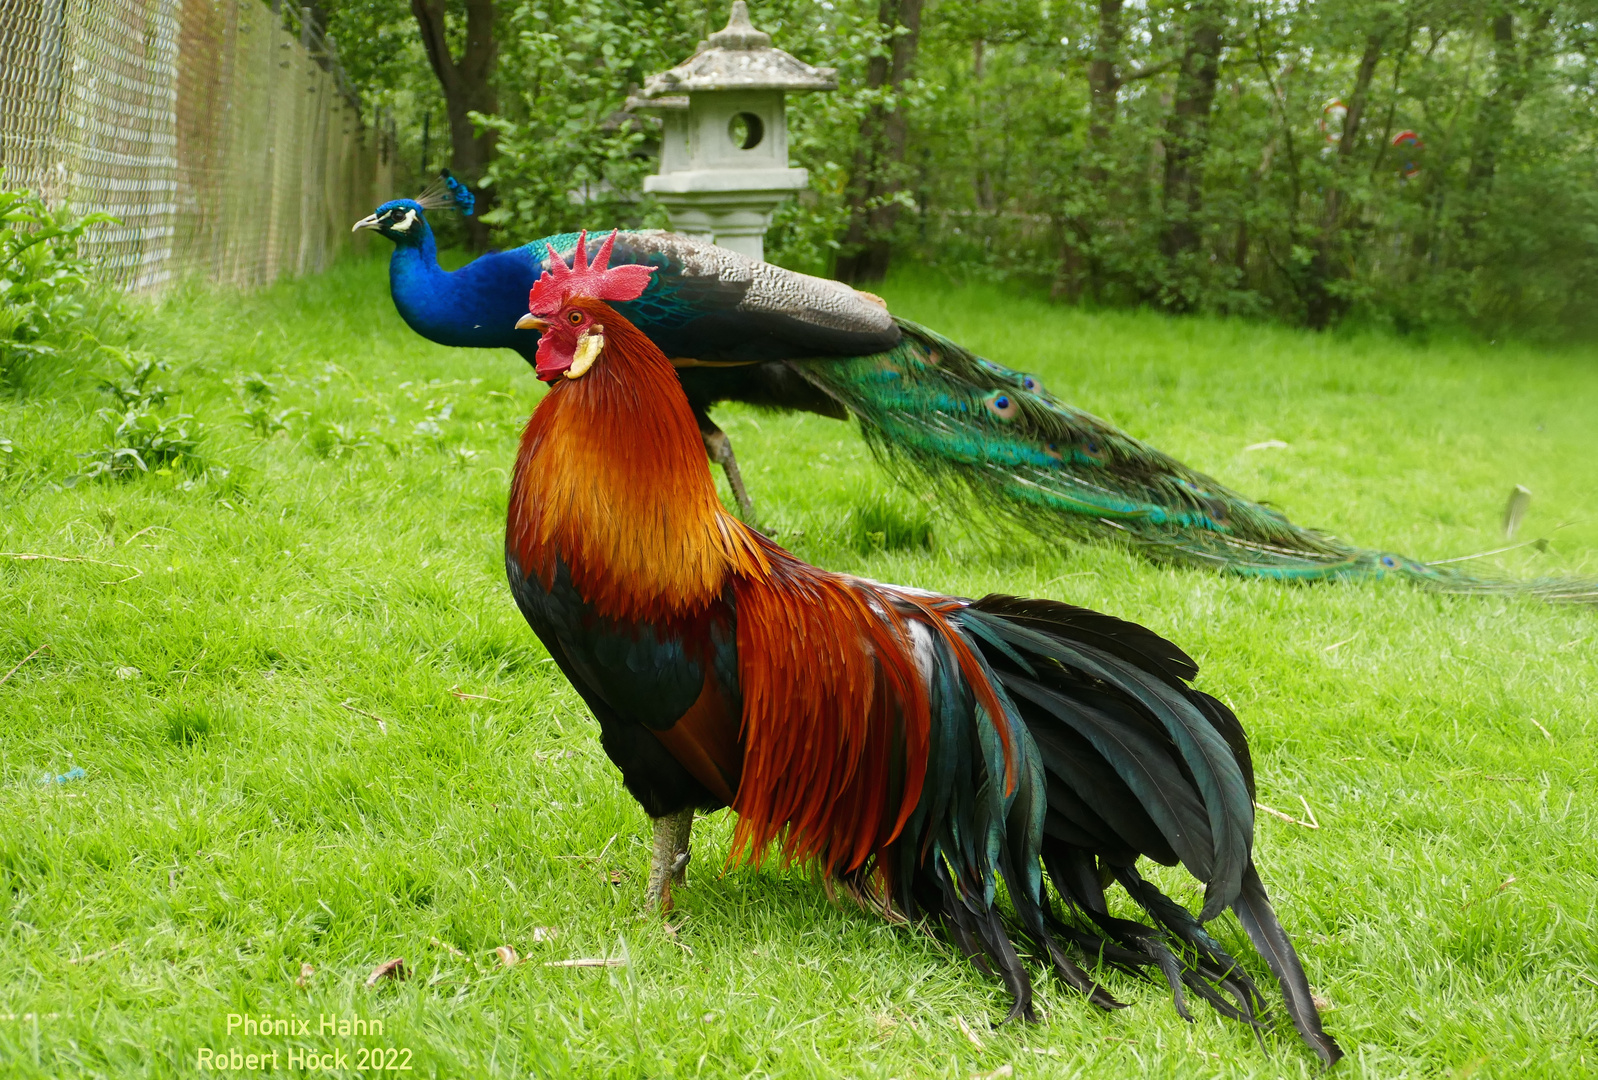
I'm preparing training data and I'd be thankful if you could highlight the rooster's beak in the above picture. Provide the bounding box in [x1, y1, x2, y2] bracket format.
[351, 213, 381, 233]
[515, 313, 548, 331]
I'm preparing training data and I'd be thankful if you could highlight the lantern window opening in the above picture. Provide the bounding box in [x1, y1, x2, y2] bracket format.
[729, 112, 764, 150]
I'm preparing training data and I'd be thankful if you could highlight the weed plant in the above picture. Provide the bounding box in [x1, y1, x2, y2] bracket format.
[0, 179, 121, 394]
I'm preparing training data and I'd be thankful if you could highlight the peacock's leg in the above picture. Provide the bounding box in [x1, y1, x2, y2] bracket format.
[692, 405, 755, 520]
[645, 807, 694, 912]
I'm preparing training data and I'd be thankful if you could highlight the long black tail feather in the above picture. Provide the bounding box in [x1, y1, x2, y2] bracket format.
[1231, 864, 1345, 1066]
[863, 590, 1341, 1062]
[1116, 864, 1267, 1004]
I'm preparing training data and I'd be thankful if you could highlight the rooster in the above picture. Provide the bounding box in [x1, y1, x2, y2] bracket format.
[357, 190, 1595, 605]
[497, 231, 1343, 1063]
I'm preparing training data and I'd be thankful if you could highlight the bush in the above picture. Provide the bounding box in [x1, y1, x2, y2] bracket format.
[70, 349, 206, 483]
[0, 178, 119, 391]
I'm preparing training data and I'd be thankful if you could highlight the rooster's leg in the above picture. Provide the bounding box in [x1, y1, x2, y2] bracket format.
[692, 405, 755, 520]
[645, 808, 694, 912]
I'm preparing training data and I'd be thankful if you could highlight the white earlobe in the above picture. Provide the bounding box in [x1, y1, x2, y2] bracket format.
[566, 331, 604, 379]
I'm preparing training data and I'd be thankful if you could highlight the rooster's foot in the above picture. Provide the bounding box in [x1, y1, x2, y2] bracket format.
[645, 807, 694, 913]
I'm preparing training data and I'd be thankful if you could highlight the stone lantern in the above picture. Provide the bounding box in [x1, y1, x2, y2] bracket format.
[632, 1, 836, 261]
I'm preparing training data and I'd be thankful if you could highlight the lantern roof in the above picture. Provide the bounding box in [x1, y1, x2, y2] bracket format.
[638, 2, 838, 98]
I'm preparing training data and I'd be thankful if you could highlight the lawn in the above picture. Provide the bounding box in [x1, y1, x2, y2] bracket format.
[1, 254, 1595, 1078]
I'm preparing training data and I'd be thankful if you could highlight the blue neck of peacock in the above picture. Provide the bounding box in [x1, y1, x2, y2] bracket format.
[387, 222, 445, 323]
[383, 223, 545, 355]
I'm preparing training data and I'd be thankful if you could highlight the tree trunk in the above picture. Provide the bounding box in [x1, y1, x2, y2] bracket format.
[1463, 7, 1547, 241]
[411, 0, 498, 250]
[1086, 0, 1123, 187]
[1158, 0, 1223, 274]
[834, 0, 925, 284]
[1304, 31, 1382, 329]
[1467, 12, 1519, 197]
[1053, 0, 1124, 300]
[973, 38, 995, 212]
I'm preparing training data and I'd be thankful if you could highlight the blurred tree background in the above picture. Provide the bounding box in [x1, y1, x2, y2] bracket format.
[316, 0, 1598, 339]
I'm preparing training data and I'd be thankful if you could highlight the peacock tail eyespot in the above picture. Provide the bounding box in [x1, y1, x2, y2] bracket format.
[1380, 555, 1398, 568]
[984, 390, 1019, 421]
[1022, 375, 1041, 393]
[1043, 442, 1063, 462]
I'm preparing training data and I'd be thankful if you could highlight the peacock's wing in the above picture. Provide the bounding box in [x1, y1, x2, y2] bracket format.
[528, 231, 901, 364]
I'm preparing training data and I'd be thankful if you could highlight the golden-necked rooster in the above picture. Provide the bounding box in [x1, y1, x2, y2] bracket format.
[502, 232, 1342, 1063]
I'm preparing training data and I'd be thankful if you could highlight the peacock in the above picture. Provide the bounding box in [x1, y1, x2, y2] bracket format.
[354, 180, 1596, 604]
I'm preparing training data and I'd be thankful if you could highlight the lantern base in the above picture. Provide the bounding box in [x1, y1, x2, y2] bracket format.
[645, 171, 809, 262]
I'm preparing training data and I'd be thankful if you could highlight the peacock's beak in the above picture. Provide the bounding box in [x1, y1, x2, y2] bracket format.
[351, 213, 381, 233]
[515, 313, 548, 331]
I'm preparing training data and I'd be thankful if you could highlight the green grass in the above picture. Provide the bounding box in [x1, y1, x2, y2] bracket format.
[2, 254, 1596, 1078]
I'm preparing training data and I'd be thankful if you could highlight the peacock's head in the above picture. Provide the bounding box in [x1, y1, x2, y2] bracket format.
[355, 174, 474, 246]
[352, 199, 430, 246]
[514, 230, 655, 383]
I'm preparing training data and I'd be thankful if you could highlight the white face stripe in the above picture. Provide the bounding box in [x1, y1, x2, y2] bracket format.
[391, 208, 418, 233]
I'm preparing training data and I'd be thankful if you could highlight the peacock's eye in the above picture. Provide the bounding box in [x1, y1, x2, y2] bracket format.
[568, 311, 582, 325]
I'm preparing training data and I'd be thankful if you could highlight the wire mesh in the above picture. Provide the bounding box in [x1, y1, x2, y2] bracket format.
[0, 0, 394, 290]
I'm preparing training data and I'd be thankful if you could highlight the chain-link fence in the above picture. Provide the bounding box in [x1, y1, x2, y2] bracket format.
[0, 0, 394, 291]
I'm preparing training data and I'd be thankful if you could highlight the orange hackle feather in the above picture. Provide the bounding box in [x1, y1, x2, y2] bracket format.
[731, 551, 929, 875]
[507, 301, 766, 623]
[505, 296, 1019, 879]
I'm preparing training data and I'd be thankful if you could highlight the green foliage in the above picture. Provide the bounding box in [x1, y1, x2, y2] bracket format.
[2, 255, 1596, 1077]
[160, 699, 220, 746]
[232, 371, 305, 438]
[81, 409, 205, 480]
[98, 348, 174, 410]
[310, 416, 388, 458]
[764, 5, 937, 275]
[844, 486, 936, 554]
[473, 0, 889, 261]
[897, 0, 1598, 335]
[326, 0, 1598, 336]
[0, 179, 119, 391]
[71, 350, 205, 482]
[321, 0, 441, 192]
[472, 0, 692, 237]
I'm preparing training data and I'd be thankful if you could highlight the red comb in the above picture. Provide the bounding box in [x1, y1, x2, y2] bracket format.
[527, 230, 655, 315]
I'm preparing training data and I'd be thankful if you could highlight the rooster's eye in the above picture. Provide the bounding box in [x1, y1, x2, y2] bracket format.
[568, 311, 583, 325]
